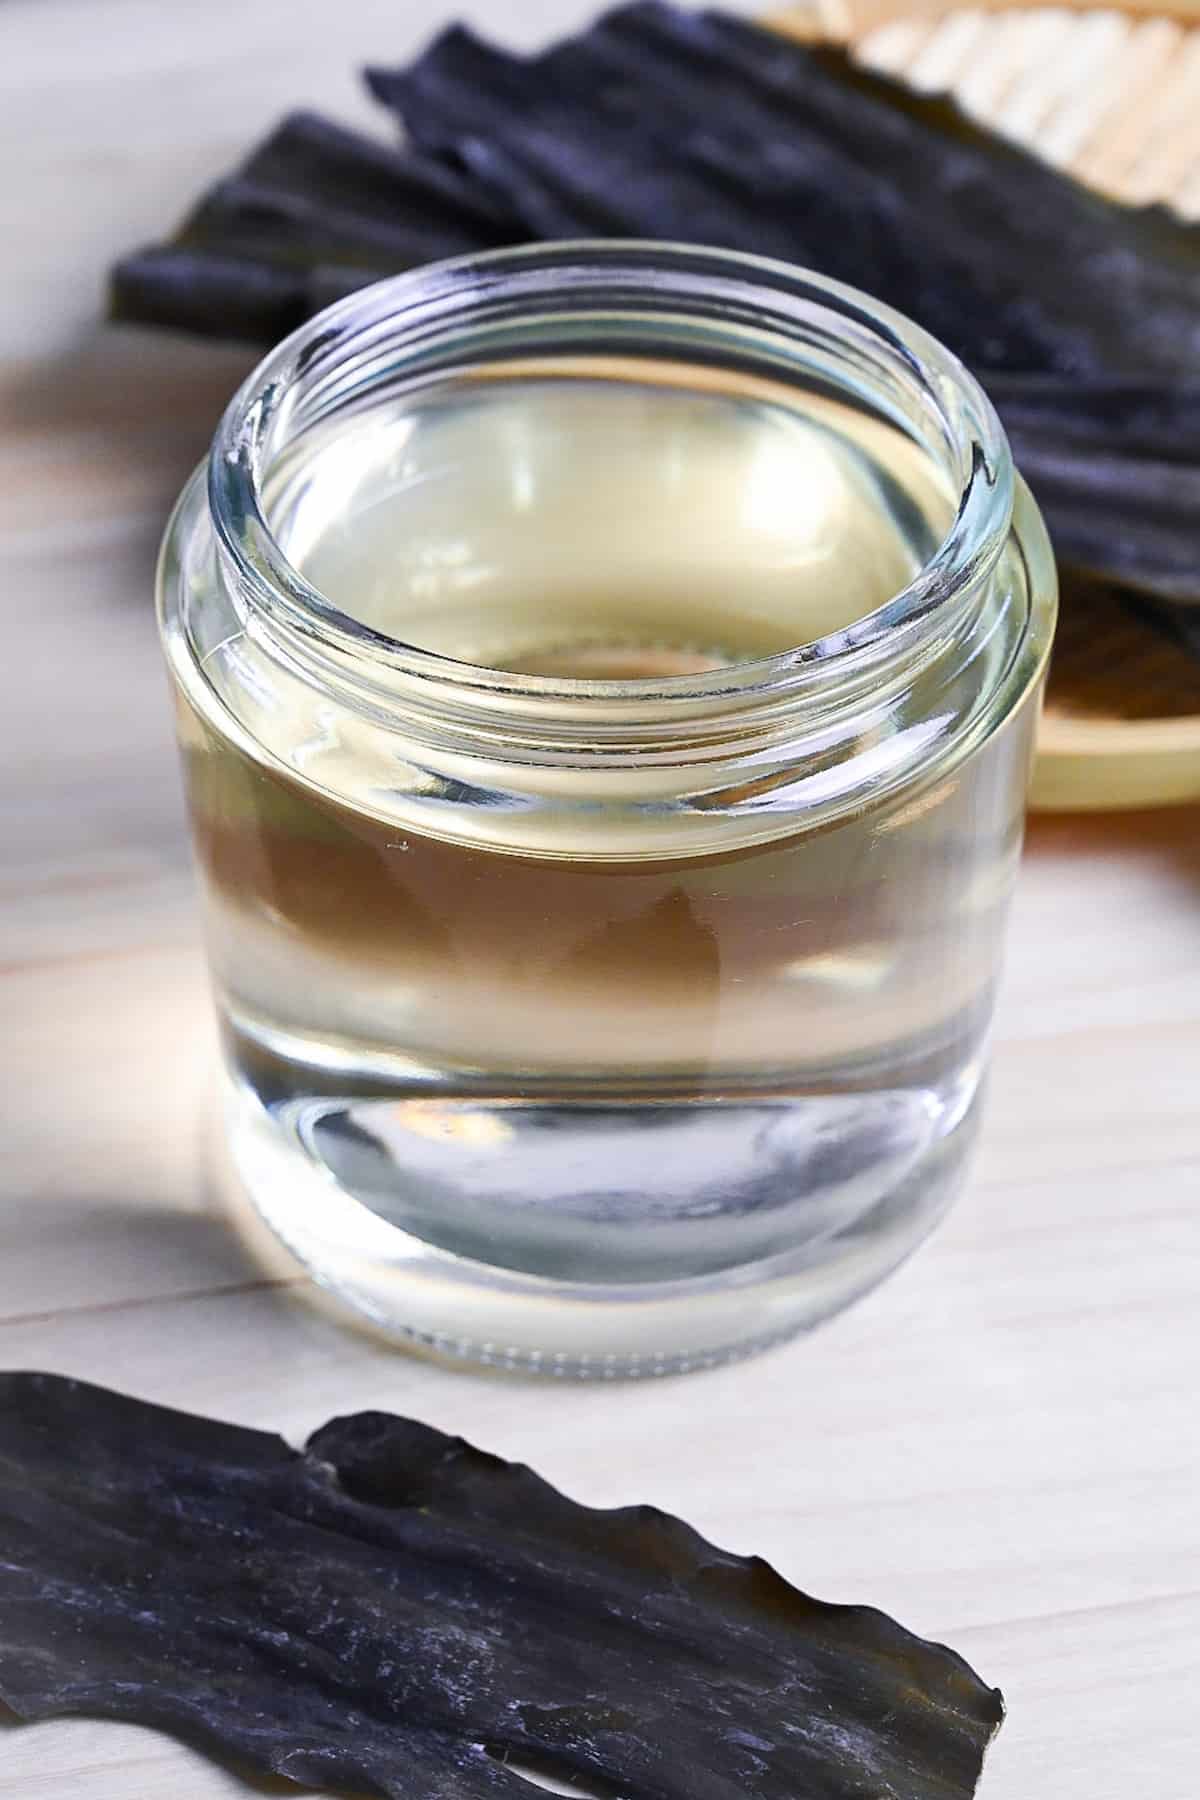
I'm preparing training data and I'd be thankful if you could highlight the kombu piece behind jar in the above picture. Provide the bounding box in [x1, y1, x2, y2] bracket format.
[109, 1, 1200, 637]
[0, 1372, 1004, 1800]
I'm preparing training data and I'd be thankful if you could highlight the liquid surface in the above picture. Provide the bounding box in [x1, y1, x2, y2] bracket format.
[180, 371, 1031, 1363]
[266, 374, 953, 671]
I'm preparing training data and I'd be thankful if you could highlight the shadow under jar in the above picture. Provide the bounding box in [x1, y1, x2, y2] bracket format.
[159, 243, 1055, 1375]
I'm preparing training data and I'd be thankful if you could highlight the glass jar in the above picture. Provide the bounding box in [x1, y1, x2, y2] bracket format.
[159, 243, 1055, 1375]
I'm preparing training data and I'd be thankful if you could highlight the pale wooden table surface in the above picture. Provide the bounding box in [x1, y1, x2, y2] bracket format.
[3, 1, 1199, 1794]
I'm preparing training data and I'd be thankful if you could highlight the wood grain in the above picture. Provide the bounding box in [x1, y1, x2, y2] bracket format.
[1, 2, 1198, 1795]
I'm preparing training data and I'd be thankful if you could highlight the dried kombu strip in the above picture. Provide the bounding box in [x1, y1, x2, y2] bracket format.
[986, 375, 1200, 460]
[369, 3, 1200, 382]
[367, 20, 1075, 376]
[172, 112, 515, 273]
[112, 246, 336, 345]
[361, 7, 1200, 621]
[0, 1372, 1003, 1800]
[109, 2, 1200, 640]
[236, 111, 514, 237]
[585, 6, 1200, 377]
[111, 111, 516, 340]
[1004, 439, 1200, 603]
[990, 377, 1200, 605]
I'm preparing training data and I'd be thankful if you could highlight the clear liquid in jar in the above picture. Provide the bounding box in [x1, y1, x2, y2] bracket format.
[179, 372, 1031, 1364]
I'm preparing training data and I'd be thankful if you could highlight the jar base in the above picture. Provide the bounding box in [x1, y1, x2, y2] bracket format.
[224, 1072, 979, 1376]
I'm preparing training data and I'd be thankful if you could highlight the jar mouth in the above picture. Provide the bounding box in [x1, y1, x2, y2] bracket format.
[208, 241, 1014, 703]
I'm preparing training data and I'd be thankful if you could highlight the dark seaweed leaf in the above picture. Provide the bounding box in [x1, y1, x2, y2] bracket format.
[111, 111, 518, 342]
[369, 3, 1200, 383]
[588, 5, 1200, 377]
[1005, 442, 1200, 604]
[987, 375, 1200, 462]
[367, 20, 1077, 375]
[0, 1373, 1003, 1800]
[363, 16, 1200, 615]
[111, 246, 385, 342]
[237, 111, 515, 236]
[112, 247, 306, 341]
[988, 378, 1200, 604]
[109, 2, 1200, 642]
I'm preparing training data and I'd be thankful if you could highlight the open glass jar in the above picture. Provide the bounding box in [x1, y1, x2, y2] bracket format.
[159, 243, 1055, 1375]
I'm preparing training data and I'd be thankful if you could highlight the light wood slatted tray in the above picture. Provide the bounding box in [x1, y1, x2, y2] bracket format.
[776, 0, 1200, 809]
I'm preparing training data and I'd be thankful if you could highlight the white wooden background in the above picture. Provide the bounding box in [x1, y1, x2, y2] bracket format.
[2, 1, 1198, 1794]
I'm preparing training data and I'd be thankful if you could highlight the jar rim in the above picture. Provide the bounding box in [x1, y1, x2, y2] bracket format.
[208, 240, 1014, 705]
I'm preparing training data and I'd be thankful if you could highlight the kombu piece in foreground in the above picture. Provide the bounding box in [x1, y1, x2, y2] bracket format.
[0, 1372, 1003, 1799]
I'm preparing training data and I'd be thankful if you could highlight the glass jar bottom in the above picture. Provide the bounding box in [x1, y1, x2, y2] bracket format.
[223, 1066, 981, 1376]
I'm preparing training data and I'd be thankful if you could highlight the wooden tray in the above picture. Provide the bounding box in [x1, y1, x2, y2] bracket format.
[774, 1, 1200, 810]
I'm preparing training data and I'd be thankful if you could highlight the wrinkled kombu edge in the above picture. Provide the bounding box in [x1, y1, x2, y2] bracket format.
[0, 1372, 1004, 1800]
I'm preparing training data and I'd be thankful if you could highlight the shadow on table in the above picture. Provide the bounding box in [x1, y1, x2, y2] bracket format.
[21, 1191, 309, 1320]
[1025, 801, 1200, 890]
[1, 320, 257, 571]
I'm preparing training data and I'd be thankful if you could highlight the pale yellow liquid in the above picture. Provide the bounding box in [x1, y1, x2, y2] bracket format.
[270, 375, 953, 671]
[180, 373, 1033, 1355]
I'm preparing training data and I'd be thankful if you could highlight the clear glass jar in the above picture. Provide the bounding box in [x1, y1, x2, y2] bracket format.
[159, 243, 1055, 1375]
